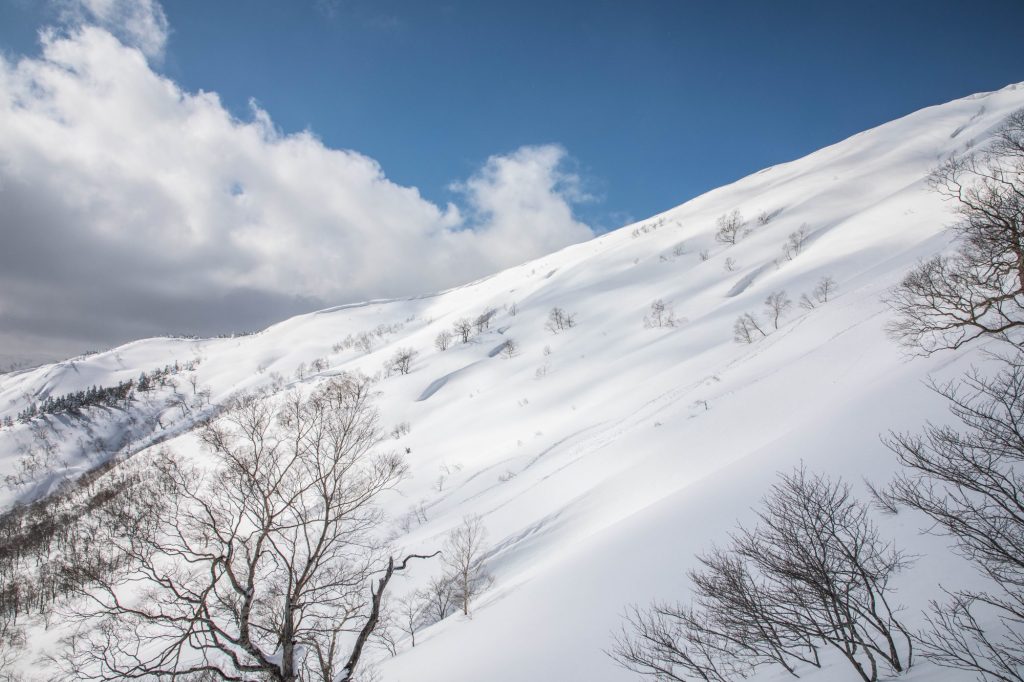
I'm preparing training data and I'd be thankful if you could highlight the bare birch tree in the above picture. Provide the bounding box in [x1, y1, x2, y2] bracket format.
[63, 374, 433, 681]
[443, 516, 491, 617]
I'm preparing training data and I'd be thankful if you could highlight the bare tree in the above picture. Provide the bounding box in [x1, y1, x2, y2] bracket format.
[758, 208, 782, 225]
[388, 348, 417, 376]
[733, 467, 914, 681]
[644, 300, 676, 328]
[333, 552, 438, 680]
[885, 357, 1024, 681]
[886, 110, 1024, 354]
[814, 275, 836, 303]
[800, 276, 837, 310]
[723, 257, 737, 272]
[0, 618, 25, 682]
[688, 548, 821, 675]
[372, 604, 399, 658]
[434, 330, 453, 352]
[423, 574, 456, 623]
[764, 291, 792, 329]
[443, 516, 492, 617]
[733, 313, 767, 344]
[394, 591, 428, 649]
[612, 467, 912, 682]
[63, 375, 432, 682]
[782, 226, 809, 261]
[699, 249, 711, 262]
[453, 318, 474, 344]
[354, 332, 374, 355]
[474, 309, 497, 334]
[611, 603, 750, 682]
[500, 338, 519, 359]
[715, 210, 746, 246]
[545, 307, 577, 334]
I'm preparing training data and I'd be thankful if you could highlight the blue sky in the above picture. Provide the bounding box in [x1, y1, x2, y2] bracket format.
[4, 0, 1023, 229]
[1, 0, 1023, 363]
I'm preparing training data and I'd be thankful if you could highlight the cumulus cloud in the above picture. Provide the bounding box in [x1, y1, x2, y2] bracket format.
[0, 20, 595, 364]
[58, 0, 169, 58]
[453, 145, 594, 265]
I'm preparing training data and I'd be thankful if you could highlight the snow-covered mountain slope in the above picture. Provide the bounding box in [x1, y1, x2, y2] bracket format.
[4, 82, 1024, 680]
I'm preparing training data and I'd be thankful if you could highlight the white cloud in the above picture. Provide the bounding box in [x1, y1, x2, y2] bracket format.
[59, 0, 169, 58]
[452, 145, 594, 268]
[0, 21, 595, 361]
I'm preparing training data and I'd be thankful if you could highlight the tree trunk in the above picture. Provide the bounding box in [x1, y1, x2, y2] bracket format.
[339, 552, 439, 680]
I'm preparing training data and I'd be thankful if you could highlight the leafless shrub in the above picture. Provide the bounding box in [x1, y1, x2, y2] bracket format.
[799, 276, 837, 310]
[734, 313, 767, 344]
[423, 574, 457, 622]
[434, 329, 454, 351]
[500, 338, 519, 359]
[782, 225, 809, 261]
[545, 307, 577, 334]
[390, 421, 411, 439]
[715, 210, 746, 246]
[699, 249, 711, 262]
[387, 347, 418, 376]
[644, 300, 677, 328]
[758, 208, 783, 225]
[474, 309, 497, 334]
[354, 332, 375, 354]
[453, 318, 474, 344]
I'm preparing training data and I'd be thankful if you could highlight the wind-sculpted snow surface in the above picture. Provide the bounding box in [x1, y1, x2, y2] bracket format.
[4, 83, 1024, 680]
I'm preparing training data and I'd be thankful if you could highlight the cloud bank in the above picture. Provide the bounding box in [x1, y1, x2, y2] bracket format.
[0, 15, 594, 364]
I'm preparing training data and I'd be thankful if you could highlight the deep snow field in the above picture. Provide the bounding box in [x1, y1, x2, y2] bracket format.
[4, 82, 1024, 681]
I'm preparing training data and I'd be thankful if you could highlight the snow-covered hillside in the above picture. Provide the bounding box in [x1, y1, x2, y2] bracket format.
[4, 83, 1024, 681]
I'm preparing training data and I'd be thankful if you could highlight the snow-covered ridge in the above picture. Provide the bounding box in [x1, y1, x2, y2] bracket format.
[4, 82, 1024, 680]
